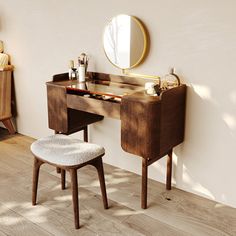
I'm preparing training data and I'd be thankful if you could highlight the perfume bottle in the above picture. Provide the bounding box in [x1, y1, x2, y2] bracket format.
[68, 60, 77, 80]
[78, 53, 88, 82]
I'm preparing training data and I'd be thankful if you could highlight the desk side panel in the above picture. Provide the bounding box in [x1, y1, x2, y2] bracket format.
[47, 84, 68, 133]
[121, 95, 161, 159]
[0, 70, 12, 120]
[159, 85, 187, 154]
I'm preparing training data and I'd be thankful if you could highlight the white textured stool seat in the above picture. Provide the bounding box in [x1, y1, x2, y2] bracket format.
[31, 134, 105, 166]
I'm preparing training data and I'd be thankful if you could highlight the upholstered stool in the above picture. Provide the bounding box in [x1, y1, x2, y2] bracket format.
[31, 134, 108, 229]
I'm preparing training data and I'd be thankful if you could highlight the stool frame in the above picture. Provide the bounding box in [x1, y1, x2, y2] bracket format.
[32, 153, 108, 229]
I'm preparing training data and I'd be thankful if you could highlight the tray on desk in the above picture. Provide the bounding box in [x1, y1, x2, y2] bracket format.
[64, 79, 145, 99]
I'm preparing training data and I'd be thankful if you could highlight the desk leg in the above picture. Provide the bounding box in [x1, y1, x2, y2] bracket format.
[2, 118, 15, 134]
[141, 158, 148, 209]
[166, 149, 172, 190]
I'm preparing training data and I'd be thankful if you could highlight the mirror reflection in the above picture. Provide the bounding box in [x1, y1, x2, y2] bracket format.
[103, 15, 147, 69]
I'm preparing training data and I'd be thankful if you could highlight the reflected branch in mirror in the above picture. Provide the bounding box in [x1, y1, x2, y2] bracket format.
[103, 15, 148, 70]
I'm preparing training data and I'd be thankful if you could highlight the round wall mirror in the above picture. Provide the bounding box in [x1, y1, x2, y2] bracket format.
[103, 14, 148, 70]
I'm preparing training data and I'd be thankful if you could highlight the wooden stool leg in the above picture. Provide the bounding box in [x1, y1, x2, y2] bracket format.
[61, 169, 66, 190]
[92, 157, 108, 209]
[83, 126, 88, 142]
[166, 149, 173, 190]
[2, 118, 15, 134]
[54, 131, 62, 174]
[70, 169, 79, 229]
[32, 157, 43, 205]
[141, 158, 148, 209]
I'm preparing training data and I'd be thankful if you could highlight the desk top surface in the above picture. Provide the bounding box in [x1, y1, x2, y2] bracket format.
[48, 79, 145, 98]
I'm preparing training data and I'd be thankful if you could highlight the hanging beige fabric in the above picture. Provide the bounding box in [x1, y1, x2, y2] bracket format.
[0, 41, 9, 67]
[0, 40, 3, 53]
[0, 53, 9, 66]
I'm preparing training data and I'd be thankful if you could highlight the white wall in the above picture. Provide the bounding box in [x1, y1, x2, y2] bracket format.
[1, 0, 236, 207]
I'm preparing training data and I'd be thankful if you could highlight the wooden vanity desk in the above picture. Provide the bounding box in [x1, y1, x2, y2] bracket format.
[46, 71, 186, 209]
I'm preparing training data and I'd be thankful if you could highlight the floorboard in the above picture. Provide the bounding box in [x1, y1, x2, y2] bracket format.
[0, 128, 235, 235]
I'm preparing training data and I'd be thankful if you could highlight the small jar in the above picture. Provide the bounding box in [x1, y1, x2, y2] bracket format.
[145, 82, 156, 95]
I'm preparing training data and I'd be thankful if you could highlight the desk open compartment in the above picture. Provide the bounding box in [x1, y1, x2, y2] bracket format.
[67, 93, 120, 119]
[47, 83, 104, 134]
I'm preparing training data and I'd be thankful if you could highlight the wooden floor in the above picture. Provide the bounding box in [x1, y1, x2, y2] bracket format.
[0, 129, 236, 236]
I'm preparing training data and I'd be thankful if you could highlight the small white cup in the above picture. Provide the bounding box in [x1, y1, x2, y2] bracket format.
[145, 82, 156, 95]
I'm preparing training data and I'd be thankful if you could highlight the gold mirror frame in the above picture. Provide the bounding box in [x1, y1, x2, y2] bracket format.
[103, 15, 148, 70]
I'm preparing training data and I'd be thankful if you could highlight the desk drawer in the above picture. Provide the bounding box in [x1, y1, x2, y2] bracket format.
[67, 94, 120, 119]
